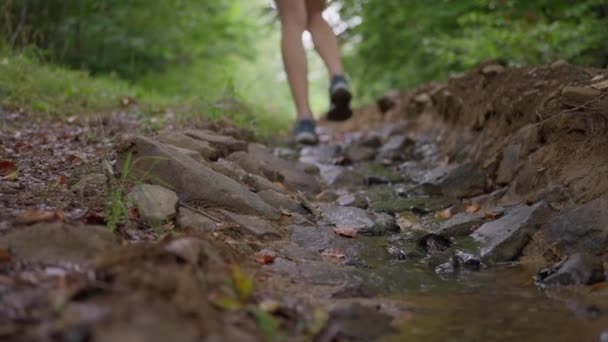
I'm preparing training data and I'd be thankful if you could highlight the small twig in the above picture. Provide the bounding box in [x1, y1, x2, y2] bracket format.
[178, 201, 222, 223]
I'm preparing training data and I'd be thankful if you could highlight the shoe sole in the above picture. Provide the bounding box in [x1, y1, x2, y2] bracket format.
[327, 88, 353, 121]
[295, 132, 318, 145]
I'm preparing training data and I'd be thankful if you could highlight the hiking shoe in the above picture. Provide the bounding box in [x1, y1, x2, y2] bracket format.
[327, 74, 353, 121]
[292, 119, 318, 145]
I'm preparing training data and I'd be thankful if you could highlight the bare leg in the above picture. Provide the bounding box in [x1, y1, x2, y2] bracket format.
[275, 0, 312, 120]
[306, 0, 344, 77]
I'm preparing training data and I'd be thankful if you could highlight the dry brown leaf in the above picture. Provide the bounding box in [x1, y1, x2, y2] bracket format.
[465, 203, 481, 214]
[484, 211, 499, 220]
[57, 175, 67, 187]
[255, 249, 277, 265]
[435, 208, 452, 220]
[0, 248, 11, 263]
[333, 227, 358, 238]
[321, 248, 346, 259]
[13, 209, 61, 225]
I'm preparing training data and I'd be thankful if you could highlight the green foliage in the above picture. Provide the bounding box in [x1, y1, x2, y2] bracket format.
[339, 0, 608, 98]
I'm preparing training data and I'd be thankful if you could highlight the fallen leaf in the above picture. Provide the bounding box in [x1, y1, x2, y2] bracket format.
[465, 203, 481, 214]
[255, 249, 277, 265]
[0, 248, 11, 263]
[435, 208, 452, 220]
[57, 175, 67, 187]
[13, 209, 61, 225]
[230, 264, 254, 301]
[321, 248, 346, 259]
[2, 170, 18, 181]
[333, 227, 358, 238]
[0, 160, 17, 178]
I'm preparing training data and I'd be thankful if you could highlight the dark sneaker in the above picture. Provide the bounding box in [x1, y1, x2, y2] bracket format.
[292, 119, 318, 145]
[327, 74, 353, 121]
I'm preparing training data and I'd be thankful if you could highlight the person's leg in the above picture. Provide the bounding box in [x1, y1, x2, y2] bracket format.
[305, 0, 343, 76]
[306, 0, 352, 121]
[275, 0, 312, 120]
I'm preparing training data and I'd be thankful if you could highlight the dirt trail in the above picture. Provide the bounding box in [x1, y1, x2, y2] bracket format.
[1, 62, 608, 341]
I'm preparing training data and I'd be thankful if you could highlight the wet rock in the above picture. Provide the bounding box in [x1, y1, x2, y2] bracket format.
[561, 86, 601, 105]
[222, 211, 281, 239]
[176, 206, 217, 232]
[228, 144, 320, 193]
[356, 163, 404, 185]
[453, 251, 484, 271]
[377, 135, 415, 161]
[336, 193, 368, 209]
[421, 163, 486, 199]
[290, 225, 361, 260]
[299, 145, 341, 165]
[320, 205, 398, 236]
[331, 282, 375, 298]
[257, 189, 309, 215]
[344, 143, 376, 162]
[264, 257, 354, 285]
[316, 164, 365, 188]
[128, 184, 178, 226]
[185, 129, 247, 155]
[316, 190, 340, 202]
[417, 234, 452, 254]
[535, 253, 605, 287]
[0, 223, 118, 264]
[438, 212, 487, 237]
[536, 194, 608, 256]
[472, 202, 550, 262]
[317, 304, 395, 342]
[210, 158, 283, 193]
[156, 132, 219, 161]
[118, 137, 280, 219]
[496, 144, 521, 185]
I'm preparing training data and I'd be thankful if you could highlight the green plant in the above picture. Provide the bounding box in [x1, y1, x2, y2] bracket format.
[106, 153, 132, 231]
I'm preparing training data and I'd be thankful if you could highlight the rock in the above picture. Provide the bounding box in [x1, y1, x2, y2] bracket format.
[376, 90, 400, 114]
[128, 184, 178, 226]
[537, 194, 608, 256]
[257, 189, 309, 215]
[344, 143, 376, 162]
[316, 164, 365, 188]
[377, 135, 414, 161]
[0, 223, 118, 264]
[210, 158, 283, 193]
[591, 79, 608, 90]
[118, 137, 280, 219]
[481, 64, 506, 75]
[221, 211, 280, 239]
[316, 190, 340, 202]
[299, 145, 341, 165]
[417, 234, 452, 254]
[438, 212, 487, 237]
[316, 304, 395, 342]
[176, 206, 217, 232]
[290, 225, 360, 258]
[535, 253, 605, 287]
[185, 129, 247, 155]
[319, 205, 397, 236]
[156, 132, 219, 161]
[264, 257, 355, 286]
[453, 251, 484, 271]
[336, 193, 368, 209]
[169, 146, 205, 164]
[366, 186, 453, 214]
[496, 144, 521, 185]
[165, 237, 205, 264]
[421, 163, 486, 198]
[355, 162, 404, 185]
[561, 86, 601, 105]
[227, 144, 320, 193]
[472, 202, 550, 262]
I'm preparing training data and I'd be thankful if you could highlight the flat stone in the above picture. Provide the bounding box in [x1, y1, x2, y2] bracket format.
[118, 137, 280, 219]
[438, 212, 487, 237]
[128, 184, 179, 226]
[496, 144, 521, 185]
[472, 202, 550, 262]
[156, 132, 219, 161]
[421, 163, 486, 198]
[537, 194, 608, 256]
[210, 158, 283, 193]
[317, 164, 365, 188]
[561, 86, 601, 105]
[185, 129, 247, 154]
[344, 143, 376, 162]
[228, 144, 320, 193]
[299, 145, 341, 165]
[0, 223, 118, 264]
[257, 189, 309, 215]
[377, 135, 414, 161]
[264, 257, 355, 285]
[535, 253, 605, 287]
[319, 205, 397, 236]
[337, 193, 368, 209]
[176, 206, 217, 232]
[222, 211, 280, 239]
